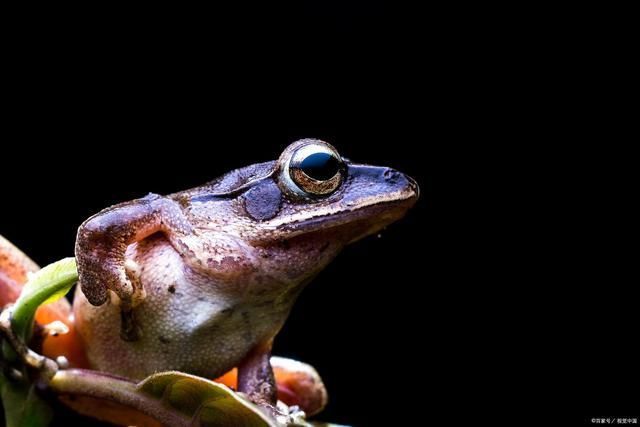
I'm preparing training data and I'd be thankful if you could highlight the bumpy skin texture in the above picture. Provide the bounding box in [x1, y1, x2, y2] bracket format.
[74, 139, 419, 401]
[76, 236, 291, 380]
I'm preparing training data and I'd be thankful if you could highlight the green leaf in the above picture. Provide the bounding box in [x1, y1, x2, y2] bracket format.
[48, 368, 279, 426]
[0, 373, 53, 427]
[45, 365, 346, 426]
[138, 371, 277, 427]
[11, 257, 77, 342]
[0, 258, 74, 427]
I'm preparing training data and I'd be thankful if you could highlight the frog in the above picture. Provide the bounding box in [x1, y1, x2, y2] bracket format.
[72, 138, 419, 408]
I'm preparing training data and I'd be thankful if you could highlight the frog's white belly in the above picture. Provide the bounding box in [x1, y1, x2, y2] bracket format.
[73, 236, 292, 380]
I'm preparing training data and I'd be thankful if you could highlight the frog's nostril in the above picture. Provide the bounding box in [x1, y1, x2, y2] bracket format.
[382, 168, 419, 199]
[383, 168, 402, 182]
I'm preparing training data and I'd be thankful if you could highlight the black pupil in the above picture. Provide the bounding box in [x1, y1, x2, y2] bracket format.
[299, 152, 341, 181]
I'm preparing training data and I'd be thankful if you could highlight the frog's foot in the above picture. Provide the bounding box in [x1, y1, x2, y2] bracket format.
[272, 400, 308, 426]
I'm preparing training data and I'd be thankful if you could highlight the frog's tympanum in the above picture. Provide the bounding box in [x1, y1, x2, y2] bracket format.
[73, 139, 418, 406]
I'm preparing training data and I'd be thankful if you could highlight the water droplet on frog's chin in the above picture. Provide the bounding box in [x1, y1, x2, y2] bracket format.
[376, 225, 391, 239]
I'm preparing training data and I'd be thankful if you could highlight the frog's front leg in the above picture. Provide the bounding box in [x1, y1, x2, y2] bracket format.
[75, 193, 193, 341]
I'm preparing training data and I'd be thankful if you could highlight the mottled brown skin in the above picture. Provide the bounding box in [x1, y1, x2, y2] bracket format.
[74, 139, 418, 406]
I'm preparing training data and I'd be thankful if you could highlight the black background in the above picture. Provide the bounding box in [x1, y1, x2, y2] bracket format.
[1, 3, 637, 426]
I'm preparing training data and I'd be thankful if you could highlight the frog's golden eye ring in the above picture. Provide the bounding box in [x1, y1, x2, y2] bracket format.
[283, 141, 346, 196]
[289, 152, 343, 195]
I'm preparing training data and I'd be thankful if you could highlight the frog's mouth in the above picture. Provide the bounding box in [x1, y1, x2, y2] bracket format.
[265, 164, 419, 240]
[274, 192, 417, 242]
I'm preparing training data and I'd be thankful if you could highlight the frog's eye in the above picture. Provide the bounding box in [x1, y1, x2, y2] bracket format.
[285, 141, 345, 196]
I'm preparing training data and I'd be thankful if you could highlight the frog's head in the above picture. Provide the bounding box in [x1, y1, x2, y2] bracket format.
[186, 138, 419, 286]
[193, 139, 418, 244]
[267, 139, 419, 244]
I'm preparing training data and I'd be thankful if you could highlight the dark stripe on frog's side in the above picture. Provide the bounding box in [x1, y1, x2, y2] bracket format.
[182, 161, 278, 203]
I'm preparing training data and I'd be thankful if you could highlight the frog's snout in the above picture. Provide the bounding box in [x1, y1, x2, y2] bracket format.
[383, 167, 403, 182]
[344, 164, 419, 206]
[405, 172, 420, 201]
[383, 167, 420, 202]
